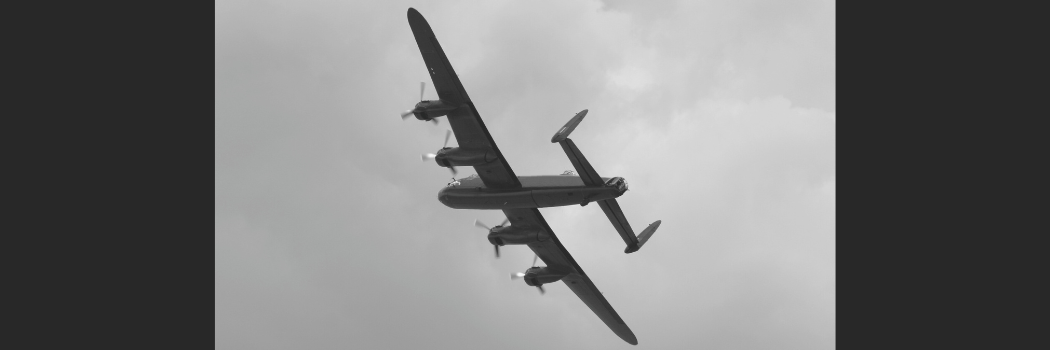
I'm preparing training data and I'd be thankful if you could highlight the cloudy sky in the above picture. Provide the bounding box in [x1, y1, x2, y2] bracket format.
[216, 0, 835, 349]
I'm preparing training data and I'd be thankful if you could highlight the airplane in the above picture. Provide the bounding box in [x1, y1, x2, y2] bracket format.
[402, 8, 661, 345]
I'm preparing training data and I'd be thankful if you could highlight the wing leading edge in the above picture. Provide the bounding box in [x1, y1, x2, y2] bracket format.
[502, 208, 639, 345]
[407, 8, 520, 189]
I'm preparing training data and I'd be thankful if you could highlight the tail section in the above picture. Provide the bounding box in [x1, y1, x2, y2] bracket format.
[554, 110, 603, 186]
[629, 220, 661, 254]
[551, 109, 589, 143]
[552, 109, 661, 254]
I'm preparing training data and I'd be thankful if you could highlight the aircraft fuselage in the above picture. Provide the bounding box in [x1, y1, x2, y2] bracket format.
[438, 175, 628, 210]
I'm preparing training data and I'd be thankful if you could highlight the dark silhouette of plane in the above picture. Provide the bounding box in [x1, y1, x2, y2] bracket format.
[403, 8, 661, 345]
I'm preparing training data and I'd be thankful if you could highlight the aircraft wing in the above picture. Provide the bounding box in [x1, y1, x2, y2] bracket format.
[503, 208, 639, 345]
[407, 8, 521, 189]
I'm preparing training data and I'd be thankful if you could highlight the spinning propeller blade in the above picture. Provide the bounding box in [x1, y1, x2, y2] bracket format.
[474, 216, 510, 231]
[400, 82, 427, 120]
[511, 255, 545, 295]
[421, 130, 455, 175]
[475, 218, 506, 258]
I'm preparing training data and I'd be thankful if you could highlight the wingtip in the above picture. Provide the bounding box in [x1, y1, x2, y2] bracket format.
[619, 328, 638, 345]
[407, 8, 431, 33]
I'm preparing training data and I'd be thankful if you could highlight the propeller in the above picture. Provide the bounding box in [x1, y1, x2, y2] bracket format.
[474, 217, 510, 258]
[400, 82, 419, 119]
[510, 253, 540, 279]
[530, 254, 544, 295]
[421, 130, 453, 160]
[401, 82, 439, 125]
[421, 130, 456, 176]
[509, 271, 545, 295]
[510, 253, 545, 295]
[473, 217, 510, 230]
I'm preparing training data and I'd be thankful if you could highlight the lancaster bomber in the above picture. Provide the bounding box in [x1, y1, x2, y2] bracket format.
[401, 8, 661, 345]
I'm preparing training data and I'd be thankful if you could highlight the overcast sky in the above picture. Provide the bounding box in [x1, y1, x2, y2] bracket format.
[216, 0, 835, 349]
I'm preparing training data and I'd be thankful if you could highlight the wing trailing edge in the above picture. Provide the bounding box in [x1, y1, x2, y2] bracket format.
[506, 208, 639, 345]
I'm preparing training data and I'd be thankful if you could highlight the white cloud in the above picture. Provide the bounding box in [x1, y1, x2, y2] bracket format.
[607, 65, 654, 92]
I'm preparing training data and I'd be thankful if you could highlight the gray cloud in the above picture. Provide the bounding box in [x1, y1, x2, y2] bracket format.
[217, 0, 834, 348]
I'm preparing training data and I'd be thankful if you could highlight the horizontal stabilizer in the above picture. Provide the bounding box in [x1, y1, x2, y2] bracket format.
[629, 220, 662, 253]
[597, 199, 639, 250]
[551, 109, 588, 143]
[558, 138, 603, 187]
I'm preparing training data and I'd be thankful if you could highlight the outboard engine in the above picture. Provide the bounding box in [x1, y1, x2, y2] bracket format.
[410, 100, 458, 121]
[399, 83, 461, 123]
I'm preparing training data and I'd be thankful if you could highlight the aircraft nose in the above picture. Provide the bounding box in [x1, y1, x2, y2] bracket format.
[437, 187, 451, 206]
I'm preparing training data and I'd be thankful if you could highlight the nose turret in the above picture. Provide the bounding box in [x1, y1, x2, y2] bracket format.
[437, 186, 452, 207]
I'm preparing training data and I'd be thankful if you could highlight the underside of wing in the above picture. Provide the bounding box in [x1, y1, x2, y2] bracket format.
[407, 8, 520, 189]
[445, 104, 521, 188]
[502, 208, 638, 345]
[561, 273, 638, 345]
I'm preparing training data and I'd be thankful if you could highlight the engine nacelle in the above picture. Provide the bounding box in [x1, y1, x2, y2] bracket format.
[487, 225, 550, 246]
[521, 266, 569, 287]
[411, 100, 459, 121]
[433, 147, 498, 168]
